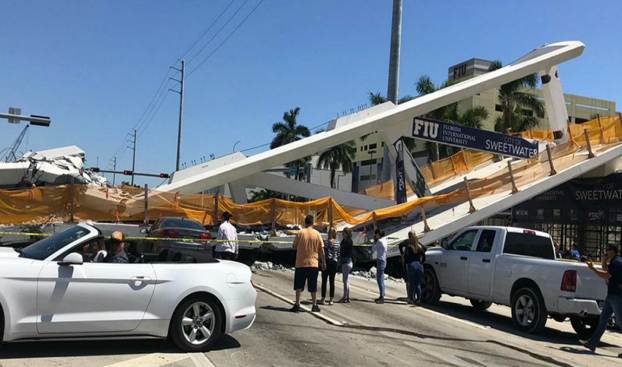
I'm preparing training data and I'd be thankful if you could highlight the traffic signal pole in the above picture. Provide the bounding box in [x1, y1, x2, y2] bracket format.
[89, 167, 169, 179]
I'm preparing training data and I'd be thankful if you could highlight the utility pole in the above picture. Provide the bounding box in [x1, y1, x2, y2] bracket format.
[110, 156, 117, 186]
[127, 130, 137, 185]
[170, 59, 185, 172]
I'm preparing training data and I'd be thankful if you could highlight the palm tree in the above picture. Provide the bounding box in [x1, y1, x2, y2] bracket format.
[488, 60, 544, 133]
[249, 189, 286, 203]
[270, 107, 311, 180]
[317, 140, 357, 188]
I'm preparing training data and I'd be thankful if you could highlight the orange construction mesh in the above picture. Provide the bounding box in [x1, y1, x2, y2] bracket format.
[1, 117, 620, 228]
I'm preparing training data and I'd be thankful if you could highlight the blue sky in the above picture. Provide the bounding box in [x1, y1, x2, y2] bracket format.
[1, 0, 620, 187]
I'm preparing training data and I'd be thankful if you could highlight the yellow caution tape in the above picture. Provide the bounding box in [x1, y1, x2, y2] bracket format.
[0, 231, 51, 237]
[0, 231, 372, 247]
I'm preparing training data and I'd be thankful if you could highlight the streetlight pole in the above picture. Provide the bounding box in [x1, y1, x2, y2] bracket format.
[233, 140, 241, 152]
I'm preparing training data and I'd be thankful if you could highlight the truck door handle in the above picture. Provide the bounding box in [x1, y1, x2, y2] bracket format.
[460, 256, 468, 260]
[482, 259, 491, 263]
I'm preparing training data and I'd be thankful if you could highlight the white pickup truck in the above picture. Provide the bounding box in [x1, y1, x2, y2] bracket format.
[421, 226, 607, 336]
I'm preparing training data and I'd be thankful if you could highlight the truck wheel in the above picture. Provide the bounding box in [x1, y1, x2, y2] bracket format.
[421, 268, 441, 305]
[570, 316, 599, 339]
[469, 299, 492, 311]
[511, 287, 547, 334]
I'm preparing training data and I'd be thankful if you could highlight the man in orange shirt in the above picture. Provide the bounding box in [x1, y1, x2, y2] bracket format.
[291, 214, 326, 313]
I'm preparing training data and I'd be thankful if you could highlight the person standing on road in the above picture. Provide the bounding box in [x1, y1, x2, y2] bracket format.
[214, 212, 238, 260]
[320, 227, 340, 306]
[338, 227, 354, 303]
[399, 231, 426, 305]
[291, 214, 326, 313]
[372, 229, 387, 304]
[398, 231, 419, 300]
[580, 244, 622, 356]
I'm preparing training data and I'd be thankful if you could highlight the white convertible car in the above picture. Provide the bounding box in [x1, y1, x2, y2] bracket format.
[0, 223, 256, 352]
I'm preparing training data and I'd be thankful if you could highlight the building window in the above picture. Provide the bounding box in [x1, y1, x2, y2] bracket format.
[369, 143, 377, 149]
[495, 104, 503, 112]
[360, 159, 377, 166]
[381, 142, 385, 147]
[521, 109, 534, 117]
[360, 175, 377, 181]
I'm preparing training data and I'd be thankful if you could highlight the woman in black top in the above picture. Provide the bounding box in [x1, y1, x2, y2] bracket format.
[320, 227, 340, 305]
[399, 231, 426, 305]
[338, 227, 354, 303]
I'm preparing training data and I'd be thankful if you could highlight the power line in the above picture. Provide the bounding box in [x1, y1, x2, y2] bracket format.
[186, 0, 264, 78]
[180, 0, 237, 59]
[111, 68, 176, 160]
[138, 92, 171, 138]
[137, 77, 172, 137]
[135, 78, 172, 134]
[186, 0, 252, 65]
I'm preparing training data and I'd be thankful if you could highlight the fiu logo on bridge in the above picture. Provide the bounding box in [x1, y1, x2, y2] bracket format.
[412, 118, 439, 139]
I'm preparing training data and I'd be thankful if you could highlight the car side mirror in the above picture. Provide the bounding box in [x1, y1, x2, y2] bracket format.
[140, 228, 148, 234]
[441, 239, 448, 249]
[58, 252, 84, 266]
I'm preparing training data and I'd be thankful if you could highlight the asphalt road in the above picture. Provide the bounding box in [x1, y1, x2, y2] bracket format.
[1, 269, 621, 367]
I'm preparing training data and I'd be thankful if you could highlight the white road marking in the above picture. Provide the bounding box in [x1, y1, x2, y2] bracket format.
[338, 279, 490, 330]
[253, 283, 344, 326]
[102, 353, 188, 367]
[188, 352, 216, 367]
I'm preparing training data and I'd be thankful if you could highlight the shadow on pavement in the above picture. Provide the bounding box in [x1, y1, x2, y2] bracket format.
[0, 335, 240, 359]
[559, 346, 595, 355]
[424, 299, 582, 345]
[261, 305, 293, 313]
[350, 298, 406, 305]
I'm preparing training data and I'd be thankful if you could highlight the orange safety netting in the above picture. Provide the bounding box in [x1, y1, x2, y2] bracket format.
[1, 116, 620, 228]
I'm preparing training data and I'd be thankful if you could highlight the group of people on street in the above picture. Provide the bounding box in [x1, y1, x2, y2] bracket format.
[554, 242, 582, 260]
[290, 215, 357, 312]
[290, 215, 426, 312]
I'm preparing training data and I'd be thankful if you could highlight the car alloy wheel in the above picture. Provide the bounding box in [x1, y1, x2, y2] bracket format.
[515, 294, 536, 327]
[182, 301, 216, 346]
[511, 287, 547, 334]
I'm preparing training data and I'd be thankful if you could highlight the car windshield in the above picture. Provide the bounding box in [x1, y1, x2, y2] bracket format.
[20, 226, 92, 260]
[162, 219, 205, 230]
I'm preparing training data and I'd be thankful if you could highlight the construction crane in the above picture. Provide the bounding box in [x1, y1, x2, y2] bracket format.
[2, 124, 29, 162]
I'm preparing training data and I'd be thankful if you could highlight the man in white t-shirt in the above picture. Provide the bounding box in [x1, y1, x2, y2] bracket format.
[214, 212, 238, 260]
